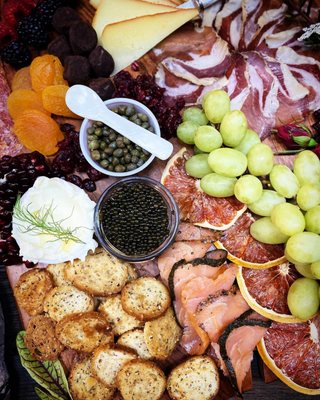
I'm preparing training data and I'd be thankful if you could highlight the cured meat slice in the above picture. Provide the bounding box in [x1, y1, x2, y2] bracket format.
[196, 288, 250, 343]
[175, 222, 219, 242]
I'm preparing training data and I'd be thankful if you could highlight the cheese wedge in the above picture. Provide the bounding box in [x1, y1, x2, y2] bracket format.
[141, 0, 178, 5]
[93, 0, 175, 39]
[101, 8, 198, 75]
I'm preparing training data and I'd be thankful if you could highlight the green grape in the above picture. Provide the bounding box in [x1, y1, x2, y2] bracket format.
[305, 205, 320, 234]
[285, 231, 320, 264]
[269, 164, 300, 198]
[296, 183, 320, 211]
[194, 145, 206, 154]
[248, 190, 285, 216]
[194, 125, 223, 152]
[250, 217, 289, 244]
[182, 107, 208, 125]
[176, 121, 199, 144]
[293, 150, 320, 185]
[294, 263, 317, 279]
[200, 173, 237, 197]
[202, 90, 230, 123]
[287, 278, 319, 320]
[234, 129, 261, 155]
[185, 154, 213, 178]
[234, 175, 263, 204]
[271, 203, 305, 236]
[208, 148, 247, 178]
[220, 110, 248, 147]
[247, 143, 274, 176]
[310, 260, 320, 279]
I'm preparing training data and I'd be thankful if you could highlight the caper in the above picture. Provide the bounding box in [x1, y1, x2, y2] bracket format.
[107, 156, 113, 163]
[109, 132, 117, 141]
[112, 157, 120, 166]
[91, 150, 101, 161]
[99, 141, 106, 150]
[124, 154, 131, 163]
[107, 165, 114, 171]
[123, 137, 130, 145]
[100, 159, 109, 168]
[131, 149, 140, 157]
[102, 128, 109, 136]
[119, 106, 126, 115]
[112, 107, 119, 114]
[104, 147, 114, 155]
[96, 121, 104, 127]
[141, 122, 149, 129]
[126, 163, 137, 171]
[100, 152, 108, 160]
[131, 155, 139, 164]
[138, 113, 148, 122]
[109, 141, 117, 149]
[125, 106, 135, 117]
[130, 114, 138, 122]
[87, 127, 95, 134]
[95, 128, 102, 136]
[115, 164, 126, 173]
[142, 149, 150, 156]
[123, 148, 128, 155]
[89, 140, 100, 150]
[135, 146, 141, 151]
[120, 157, 125, 165]
[113, 148, 123, 158]
[134, 119, 142, 126]
[87, 134, 98, 141]
[137, 159, 144, 167]
[127, 144, 134, 151]
[116, 138, 125, 148]
[140, 154, 149, 161]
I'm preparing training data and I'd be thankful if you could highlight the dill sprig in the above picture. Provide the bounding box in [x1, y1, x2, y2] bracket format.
[13, 196, 85, 244]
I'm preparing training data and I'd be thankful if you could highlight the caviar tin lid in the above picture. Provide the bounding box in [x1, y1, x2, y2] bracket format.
[94, 177, 180, 262]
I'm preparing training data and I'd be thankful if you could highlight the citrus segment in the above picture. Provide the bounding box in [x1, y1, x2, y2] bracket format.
[7, 89, 49, 120]
[42, 85, 79, 118]
[11, 67, 32, 91]
[13, 109, 63, 156]
[215, 212, 285, 268]
[257, 314, 320, 395]
[30, 55, 67, 93]
[237, 264, 304, 323]
[161, 148, 246, 230]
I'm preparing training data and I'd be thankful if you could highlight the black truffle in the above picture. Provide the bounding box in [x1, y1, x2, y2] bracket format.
[52, 7, 81, 34]
[63, 55, 91, 84]
[89, 46, 114, 77]
[48, 36, 72, 64]
[88, 78, 115, 100]
[69, 21, 97, 55]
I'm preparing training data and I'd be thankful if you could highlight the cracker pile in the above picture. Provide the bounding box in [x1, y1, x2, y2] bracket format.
[14, 248, 219, 400]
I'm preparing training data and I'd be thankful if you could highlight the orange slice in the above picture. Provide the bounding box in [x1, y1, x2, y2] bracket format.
[237, 264, 305, 323]
[161, 148, 246, 230]
[257, 314, 320, 395]
[215, 212, 286, 269]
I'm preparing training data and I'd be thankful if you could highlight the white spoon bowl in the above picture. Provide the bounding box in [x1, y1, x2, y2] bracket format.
[79, 98, 161, 177]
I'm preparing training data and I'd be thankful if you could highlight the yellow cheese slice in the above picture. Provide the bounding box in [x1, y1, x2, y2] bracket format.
[93, 0, 175, 39]
[101, 8, 198, 75]
[141, 0, 178, 5]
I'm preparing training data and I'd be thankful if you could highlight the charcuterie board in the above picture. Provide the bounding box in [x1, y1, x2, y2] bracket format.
[1, 0, 320, 399]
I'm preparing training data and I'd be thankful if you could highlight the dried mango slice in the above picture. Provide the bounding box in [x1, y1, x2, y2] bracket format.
[11, 67, 32, 91]
[13, 109, 63, 156]
[42, 85, 80, 118]
[30, 55, 67, 93]
[7, 89, 49, 120]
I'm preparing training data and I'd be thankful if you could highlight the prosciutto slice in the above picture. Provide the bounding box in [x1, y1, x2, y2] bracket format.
[149, 0, 320, 139]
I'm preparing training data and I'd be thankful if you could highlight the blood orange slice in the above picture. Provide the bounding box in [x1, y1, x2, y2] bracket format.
[161, 148, 246, 230]
[215, 212, 286, 269]
[237, 264, 304, 323]
[257, 314, 320, 395]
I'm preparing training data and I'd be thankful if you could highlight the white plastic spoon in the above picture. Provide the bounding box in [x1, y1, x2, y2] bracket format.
[66, 85, 173, 160]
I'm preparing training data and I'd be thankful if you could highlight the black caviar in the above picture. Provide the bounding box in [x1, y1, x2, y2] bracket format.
[101, 182, 169, 256]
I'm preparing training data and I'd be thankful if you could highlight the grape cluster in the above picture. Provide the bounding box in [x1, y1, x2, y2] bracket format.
[0, 124, 103, 266]
[177, 89, 320, 320]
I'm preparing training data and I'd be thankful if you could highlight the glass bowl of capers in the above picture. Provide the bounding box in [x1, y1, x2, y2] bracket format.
[79, 98, 161, 176]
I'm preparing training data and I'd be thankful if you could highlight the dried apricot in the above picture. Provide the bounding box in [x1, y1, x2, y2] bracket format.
[30, 55, 67, 93]
[42, 85, 80, 118]
[7, 89, 49, 120]
[13, 109, 63, 156]
[11, 67, 32, 91]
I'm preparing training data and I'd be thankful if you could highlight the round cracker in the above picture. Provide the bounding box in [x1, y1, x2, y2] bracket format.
[117, 359, 166, 400]
[121, 277, 170, 321]
[25, 315, 64, 361]
[14, 268, 54, 316]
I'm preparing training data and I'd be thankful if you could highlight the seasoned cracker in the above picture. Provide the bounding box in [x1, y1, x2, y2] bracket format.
[117, 329, 152, 360]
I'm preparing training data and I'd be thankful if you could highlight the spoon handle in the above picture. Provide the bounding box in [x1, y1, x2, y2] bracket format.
[97, 109, 173, 161]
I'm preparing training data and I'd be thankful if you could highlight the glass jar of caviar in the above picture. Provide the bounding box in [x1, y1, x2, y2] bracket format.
[94, 177, 179, 262]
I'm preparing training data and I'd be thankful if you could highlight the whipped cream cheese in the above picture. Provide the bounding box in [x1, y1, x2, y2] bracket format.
[12, 177, 97, 264]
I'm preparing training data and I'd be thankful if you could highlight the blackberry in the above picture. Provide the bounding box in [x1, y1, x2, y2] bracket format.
[0, 40, 31, 68]
[33, 0, 66, 27]
[17, 15, 49, 49]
